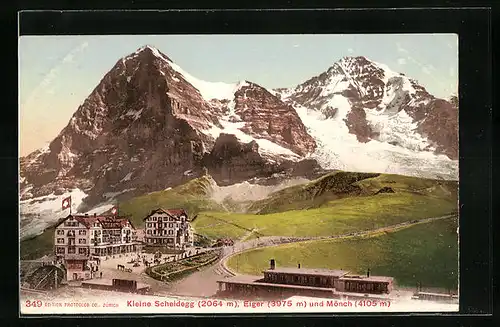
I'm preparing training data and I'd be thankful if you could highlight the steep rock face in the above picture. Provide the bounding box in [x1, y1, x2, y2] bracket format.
[21, 47, 217, 208]
[279, 56, 458, 159]
[203, 134, 273, 185]
[232, 83, 316, 156]
[203, 134, 325, 186]
[20, 46, 322, 238]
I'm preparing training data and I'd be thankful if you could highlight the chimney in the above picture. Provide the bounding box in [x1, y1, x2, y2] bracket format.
[85, 213, 88, 216]
[270, 259, 275, 270]
[298, 263, 301, 269]
[94, 213, 97, 218]
[367, 268, 370, 277]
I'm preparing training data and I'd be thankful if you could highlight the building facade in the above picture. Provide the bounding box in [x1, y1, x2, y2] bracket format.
[217, 260, 394, 299]
[54, 214, 142, 280]
[143, 208, 194, 249]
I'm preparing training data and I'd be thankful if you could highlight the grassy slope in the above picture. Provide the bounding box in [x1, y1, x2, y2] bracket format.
[21, 172, 458, 260]
[20, 227, 55, 260]
[193, 172, 458, 239]
[247, 171, 380, 214]
[20, 176, 225, 259]
[227, 217, 459, 290]
[119, 175, 225, 228]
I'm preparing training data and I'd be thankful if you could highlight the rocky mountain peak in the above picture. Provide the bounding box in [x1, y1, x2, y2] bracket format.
[277, 56, 458, 161]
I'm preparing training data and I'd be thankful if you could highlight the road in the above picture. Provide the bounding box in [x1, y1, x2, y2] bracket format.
[166, 214, 456, 297]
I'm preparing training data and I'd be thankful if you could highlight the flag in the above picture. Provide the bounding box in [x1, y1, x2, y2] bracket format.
[62, 196, 71, 211]
[111, 206, 118, 216]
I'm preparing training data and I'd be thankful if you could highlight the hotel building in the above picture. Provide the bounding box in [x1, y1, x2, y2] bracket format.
[54, 213, 142, 280]
[143, 208, 194, 249]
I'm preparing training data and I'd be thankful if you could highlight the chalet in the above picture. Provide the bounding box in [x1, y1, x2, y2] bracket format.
[143, 208, 194, 249]
[54, 213, 141, 280]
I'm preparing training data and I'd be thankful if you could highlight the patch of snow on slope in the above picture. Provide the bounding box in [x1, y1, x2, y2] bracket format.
[168, 60, 244, 101]
[20, 188, 88, 240]
[320, 74, 350, 97]
[120, 172, 133, 182]
[210, 177, 310, 204]
[366, 109, 430, 152]
[84, 203, 116, 215]
[206, 122, 300, 160]
[294, 104, 458, 180]
[325, 95, 351, 120]
[124, 108, 143, 120]
[28, 144, 51, 165]
[200, 81, 301, 161]
[103, 188, 136, 199]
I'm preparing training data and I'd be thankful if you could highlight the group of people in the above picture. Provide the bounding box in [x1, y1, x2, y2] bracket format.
[89, 261, 103, 279]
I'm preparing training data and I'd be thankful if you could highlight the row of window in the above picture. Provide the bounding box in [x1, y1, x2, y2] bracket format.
[56, 238, 88, 244]
[344, 281, 386, 292]
[147, 229, 176, 235]
[147, 216, 185, 222]
[102, 230, 121, 236]
[265, 273, 332, 287]
[146, 238, 174, 244]
[56, 229, 88, 235]
[64, 221, 79, 227]
[146, 222, 181, 229]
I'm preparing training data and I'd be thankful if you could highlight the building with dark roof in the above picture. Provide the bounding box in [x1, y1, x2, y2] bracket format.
[216, 259, 394, 299]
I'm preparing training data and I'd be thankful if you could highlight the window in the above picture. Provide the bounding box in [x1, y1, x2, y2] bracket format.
[168, 230, 173, 235]
[79, 248, 87, 254]
[79, 239, 87, 244]
[169, 223, 173, 228]
[79, 230, 87, 235]
[56, 247, 65, 254]
[57, 230, 64, 235]
[57, 238, 64, 244]
[68, 247, 76, 254]
[147, 230, 152, 235]
[158, 223, 162, 228]
[153, 217, 157, 221]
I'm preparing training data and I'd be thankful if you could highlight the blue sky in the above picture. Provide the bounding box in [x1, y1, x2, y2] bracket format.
[19, 34, 458, 156]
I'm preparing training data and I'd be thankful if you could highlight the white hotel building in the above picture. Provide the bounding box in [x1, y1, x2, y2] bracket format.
[54, 213, 142, 280]
[143, 208, 194, 249]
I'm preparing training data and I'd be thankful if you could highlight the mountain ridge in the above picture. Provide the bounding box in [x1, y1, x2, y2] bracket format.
[19, 45, 458, 240]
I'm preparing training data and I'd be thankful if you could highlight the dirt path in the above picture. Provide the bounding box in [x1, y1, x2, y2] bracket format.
[220, 214, 457, 275]
[158, 214, 457, 297]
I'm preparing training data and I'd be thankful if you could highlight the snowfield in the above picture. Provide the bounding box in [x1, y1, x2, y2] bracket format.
[19, 188, 88, 240]
[210, 177, 311, 205]
[294, 104, 458, 180]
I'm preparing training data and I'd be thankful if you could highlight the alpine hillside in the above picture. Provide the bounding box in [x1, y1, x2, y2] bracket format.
[20, 46, 458, 240]
[20, 45, 324, 239]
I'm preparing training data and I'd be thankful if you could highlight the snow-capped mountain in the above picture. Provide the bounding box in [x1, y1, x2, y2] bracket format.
[274, 56, 458, 180]
[20, 47, 458, 239]
[19, 45, 322, 239]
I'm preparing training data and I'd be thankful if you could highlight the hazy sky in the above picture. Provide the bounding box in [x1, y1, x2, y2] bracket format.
[19, 34, 458, 156]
